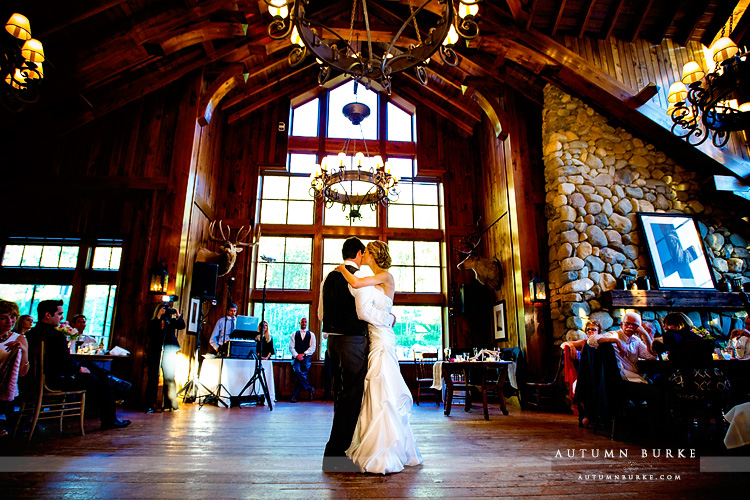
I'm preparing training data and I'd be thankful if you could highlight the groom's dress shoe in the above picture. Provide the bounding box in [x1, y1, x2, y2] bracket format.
[309, 386, 315, 401]
[106, 375, 132, 392]
[322, 457, 359, 473]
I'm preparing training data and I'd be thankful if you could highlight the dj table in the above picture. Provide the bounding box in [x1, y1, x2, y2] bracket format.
[199, 358, 276, 404]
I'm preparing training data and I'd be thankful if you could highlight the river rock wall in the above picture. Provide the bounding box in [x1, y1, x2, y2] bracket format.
[542, 84, 750, 341]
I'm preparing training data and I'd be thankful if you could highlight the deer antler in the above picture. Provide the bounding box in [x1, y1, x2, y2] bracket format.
[458, 235, 481, 255]
[237, 224, 261, 247]
[236, 224, 260, 247]
[207, 220, 224, 242]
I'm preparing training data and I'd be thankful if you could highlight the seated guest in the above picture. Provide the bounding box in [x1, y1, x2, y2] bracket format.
[26, 300, 131, 430]
[255, 320, 275, 360]
[12, 315, 33, 336]
[562, 320, 602, 368]
[652, 312, 713, 365]
[728, 316, 750, 359]
[588, 312, 656, 383]
[586, 312, 660, 431]
[561, 320, 601, 421]
[1, 300, 30, 437]
[70, 314, 98, 352]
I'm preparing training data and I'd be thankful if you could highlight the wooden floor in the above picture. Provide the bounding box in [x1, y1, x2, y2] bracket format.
[1, 398, 746, 499]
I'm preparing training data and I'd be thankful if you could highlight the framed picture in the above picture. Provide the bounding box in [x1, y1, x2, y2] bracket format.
[636, 212, 715, 290]
[188, 297, 201, 333]
[493, 301, 507, 341]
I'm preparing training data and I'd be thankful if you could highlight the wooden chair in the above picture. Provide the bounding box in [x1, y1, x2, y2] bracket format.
[13, 341, 86, 441]
[524, 353, 564, 412]
[414, 351, 441, 406]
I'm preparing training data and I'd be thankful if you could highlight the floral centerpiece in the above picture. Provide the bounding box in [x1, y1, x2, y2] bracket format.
[692, 326, 721, 345]
[57, 321, 80, 343]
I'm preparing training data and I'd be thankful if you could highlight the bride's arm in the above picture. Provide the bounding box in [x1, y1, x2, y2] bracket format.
[337, 264, 388, 289]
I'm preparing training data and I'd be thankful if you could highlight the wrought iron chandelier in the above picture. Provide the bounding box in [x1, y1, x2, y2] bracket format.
[309, 89, 399, 220]
[667, 19, 749, 148]
[264, 0, 481, 93]
[1, 13, 45, 112]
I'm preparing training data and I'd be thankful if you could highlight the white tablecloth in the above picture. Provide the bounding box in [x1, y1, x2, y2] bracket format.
[199, 358, 276, 403]
[431, 360, 517, 389]
[725, 402, 750, 449]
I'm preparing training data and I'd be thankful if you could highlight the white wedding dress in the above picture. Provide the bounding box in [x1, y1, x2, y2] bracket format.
[346, 286, 423, 474]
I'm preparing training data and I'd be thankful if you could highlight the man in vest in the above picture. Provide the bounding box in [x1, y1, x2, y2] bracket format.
[289, 317, 316, 403]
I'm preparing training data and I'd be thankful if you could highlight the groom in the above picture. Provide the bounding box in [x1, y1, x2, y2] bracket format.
[320, 237, 394, 472]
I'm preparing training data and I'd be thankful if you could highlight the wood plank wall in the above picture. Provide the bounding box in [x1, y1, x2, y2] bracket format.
[557, 35, 749, 161]
[1, 76, 203, 404]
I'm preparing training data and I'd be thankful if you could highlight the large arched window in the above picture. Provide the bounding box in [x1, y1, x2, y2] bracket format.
[252, 81, 445, 360]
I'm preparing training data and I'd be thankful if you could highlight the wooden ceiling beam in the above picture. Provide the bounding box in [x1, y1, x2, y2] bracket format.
[700, 0, 741, 46]
[37, 0, 127, 38]
[675, 0, 712, 46]
[628, 0, 655, 42]
[400, 73, 482, 123]
[504, 0, 527, 24]
[228, 78, 316, 124]
[603, 0, 627, 40]
[526, 0, 539, 31]
[396, 84, 474, 135]
[577, 0, 597, 39]
[646, 0, 683, 44]
[552, 0, 568, 36]
[222, 56, 292, 109]
[225, 62, 316, 121]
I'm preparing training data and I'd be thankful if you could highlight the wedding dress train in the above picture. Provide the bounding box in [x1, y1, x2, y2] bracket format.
[346, 286, 423, 474]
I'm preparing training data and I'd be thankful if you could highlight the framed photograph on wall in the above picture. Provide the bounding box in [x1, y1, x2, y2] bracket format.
[636, 212, 715, 290]
[188, 297, 200, 333]
[493, 301, 507, 341]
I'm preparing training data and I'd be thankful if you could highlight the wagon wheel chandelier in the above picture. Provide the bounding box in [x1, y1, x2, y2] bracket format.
[309, 88, 399, 220]
[667, 17, 749, 148]
[264, 0, 481, 93]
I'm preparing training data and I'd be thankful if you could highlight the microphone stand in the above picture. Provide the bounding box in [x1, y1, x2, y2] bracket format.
[202, 280, 235, 408]
[234, 256, 274, 410]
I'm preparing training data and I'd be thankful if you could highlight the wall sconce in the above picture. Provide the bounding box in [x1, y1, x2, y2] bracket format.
[149, 262, 169, 295]
[528, 273, 547, 304]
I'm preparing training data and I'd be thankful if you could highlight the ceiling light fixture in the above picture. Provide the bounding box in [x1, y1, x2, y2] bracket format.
[264, 0, 481, 93]
[667, 16, 749, 147]
[1, 13, 45, 112]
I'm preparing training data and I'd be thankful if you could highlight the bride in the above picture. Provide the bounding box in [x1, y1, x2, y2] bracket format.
[337, 240, 423, 474]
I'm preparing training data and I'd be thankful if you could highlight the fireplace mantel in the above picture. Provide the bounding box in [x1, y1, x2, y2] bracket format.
[600, 290, 747, 310]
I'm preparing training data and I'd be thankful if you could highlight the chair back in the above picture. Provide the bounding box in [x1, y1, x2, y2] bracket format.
[414, 351, 438, 380]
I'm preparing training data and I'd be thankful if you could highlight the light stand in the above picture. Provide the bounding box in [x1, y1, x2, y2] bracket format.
[177, 298, 214, 403]
[232, 255, 276, 410]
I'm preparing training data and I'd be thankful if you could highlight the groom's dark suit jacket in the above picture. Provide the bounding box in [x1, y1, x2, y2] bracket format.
[322, 265, 369, 336]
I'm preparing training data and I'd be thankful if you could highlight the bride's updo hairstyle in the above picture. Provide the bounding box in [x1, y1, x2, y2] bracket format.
[367, 241, 392, 269]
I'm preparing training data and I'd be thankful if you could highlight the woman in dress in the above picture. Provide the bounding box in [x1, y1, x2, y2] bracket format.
[337, 240, 422, 474]
[12, 315, 33, 335]
[1, 300, 30, 436]
[255, 320, 275, 360]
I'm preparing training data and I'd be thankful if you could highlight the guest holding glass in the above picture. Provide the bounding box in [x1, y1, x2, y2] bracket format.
[256, 320, 275, 360]
[561, 320, 602, 368]
[144, 303, 185, 413]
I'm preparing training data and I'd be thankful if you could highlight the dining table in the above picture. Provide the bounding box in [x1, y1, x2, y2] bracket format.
[440, 360, 512, 420]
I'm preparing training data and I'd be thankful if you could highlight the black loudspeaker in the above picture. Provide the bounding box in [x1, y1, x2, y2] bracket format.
[192, 262, 218, 299]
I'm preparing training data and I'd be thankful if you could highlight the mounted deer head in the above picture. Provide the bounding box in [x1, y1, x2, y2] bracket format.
[456, 236, 503, 290]
[196, 221, 260, 277]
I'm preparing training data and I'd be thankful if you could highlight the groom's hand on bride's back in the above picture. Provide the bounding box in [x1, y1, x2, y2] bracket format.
[390, 313, 397, 327]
